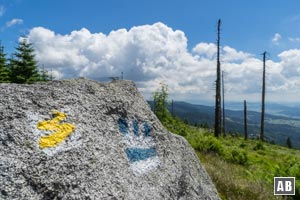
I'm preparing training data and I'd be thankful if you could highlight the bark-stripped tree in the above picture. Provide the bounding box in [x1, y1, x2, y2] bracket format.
[214, 19, 222, 137]
[244, 100, 248, 140]
[260, 51, 266, 141]
[222, 70, 226, 136]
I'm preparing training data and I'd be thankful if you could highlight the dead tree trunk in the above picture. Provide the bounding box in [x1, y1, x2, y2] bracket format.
[222, 71, 226, 136]
[214, 19, 222, 137]
[260, 52, 266, 141]
[244, 100, 248, 140]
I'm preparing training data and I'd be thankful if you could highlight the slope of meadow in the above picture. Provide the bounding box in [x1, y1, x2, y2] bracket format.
[163, 117, 300, 200]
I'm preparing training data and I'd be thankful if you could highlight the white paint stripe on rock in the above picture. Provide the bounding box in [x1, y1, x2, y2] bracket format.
[130, 156, 160, 175]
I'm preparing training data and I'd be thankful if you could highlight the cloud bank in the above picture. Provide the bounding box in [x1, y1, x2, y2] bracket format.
[26, 22, 300, 102]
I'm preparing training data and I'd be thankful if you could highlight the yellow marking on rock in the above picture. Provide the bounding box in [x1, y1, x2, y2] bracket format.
[37, 110, 75, 149]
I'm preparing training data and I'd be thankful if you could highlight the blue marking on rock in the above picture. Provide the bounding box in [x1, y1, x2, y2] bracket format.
[144, 123, 151, 137]
[133, 119, 139, 136]
[118, 118, 128, 135]
[118, 118, 158, 165]
[125, 147, 157, 162]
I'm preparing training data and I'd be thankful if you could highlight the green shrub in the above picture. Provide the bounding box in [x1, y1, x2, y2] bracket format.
[230, 149, 248, 165]
[195, 136, 224, 155]
[178, 128, 187, 137]
[257, 150, 266, 155]
[239, 142, 247, 148]
[273, 164, 285, 177]
[288, 164, 300, 178]
[293, 179, 300, 200]
[253, 142, 265, 151]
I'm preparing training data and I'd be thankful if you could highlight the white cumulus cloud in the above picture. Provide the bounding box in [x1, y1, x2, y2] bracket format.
[278, 49, 300, 78]
[6, 18, 23, 27]
[222, 46, 251, 62]
[26, 23, 300, 102]
[272, 33, 281, 44]
[192, 42, 217, 59]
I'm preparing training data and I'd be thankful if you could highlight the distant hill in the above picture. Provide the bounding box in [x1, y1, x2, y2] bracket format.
[225, 102, 300, 119]
[148, 101, 300, 148]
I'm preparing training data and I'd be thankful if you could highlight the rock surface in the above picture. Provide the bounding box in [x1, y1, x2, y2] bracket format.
[0, 78, 220, 200]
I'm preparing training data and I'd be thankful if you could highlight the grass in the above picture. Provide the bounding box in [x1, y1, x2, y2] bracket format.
[198, 153, 274, 200]
[161, 117, 300, 200]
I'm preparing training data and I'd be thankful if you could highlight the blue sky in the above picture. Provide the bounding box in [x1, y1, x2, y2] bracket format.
[2, 0, 300, 55]
[1, 0, 300, 103]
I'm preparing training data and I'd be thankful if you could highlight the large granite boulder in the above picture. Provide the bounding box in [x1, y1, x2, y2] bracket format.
[0, 78, 220, 200]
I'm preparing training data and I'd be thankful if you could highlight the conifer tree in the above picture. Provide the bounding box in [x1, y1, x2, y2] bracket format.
[0, 42, 10, 83]
[9, 39, 40, 84]
[39, 66, 51, 82]
[153, 83, 170, 122]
